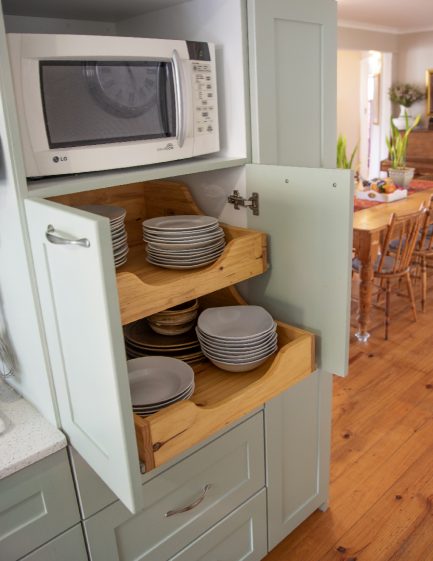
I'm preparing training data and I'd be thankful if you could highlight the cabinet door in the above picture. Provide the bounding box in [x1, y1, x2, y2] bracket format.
[19, 525, 88, 561]
[246, 164, 353, 376]
[265, 370, 332, 549]
[24, 198, 142, 513]
[248, 0, 336, 168]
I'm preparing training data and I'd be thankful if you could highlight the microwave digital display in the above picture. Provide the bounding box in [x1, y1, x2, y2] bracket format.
[40, 61, 176, 149]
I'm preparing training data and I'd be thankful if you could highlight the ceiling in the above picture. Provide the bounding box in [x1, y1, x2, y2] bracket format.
[1, 0, 190, 22]
[338, 0, 433, 33]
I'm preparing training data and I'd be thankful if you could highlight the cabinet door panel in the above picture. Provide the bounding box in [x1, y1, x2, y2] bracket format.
[24, 198, 142, 513]
[248, 0, 336, 168]
[246, 164, 353, 376]
[265, 371, 332, 549]
[169, 490, 267, 561]
[20, 525, 88, 561]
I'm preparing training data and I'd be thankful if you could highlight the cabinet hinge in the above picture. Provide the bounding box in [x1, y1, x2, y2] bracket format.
[227, 190, 259, 216]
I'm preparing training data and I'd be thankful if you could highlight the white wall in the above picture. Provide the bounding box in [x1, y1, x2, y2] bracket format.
[337, 50, 361, 170]
[397, 31, 433, 126]
[338, 26, 398, 53]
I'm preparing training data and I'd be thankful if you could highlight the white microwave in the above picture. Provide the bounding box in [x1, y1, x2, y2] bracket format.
[7, 33, 220, 178]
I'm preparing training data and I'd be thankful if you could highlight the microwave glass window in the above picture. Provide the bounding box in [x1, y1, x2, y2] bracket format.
[39, 61, 176, 148]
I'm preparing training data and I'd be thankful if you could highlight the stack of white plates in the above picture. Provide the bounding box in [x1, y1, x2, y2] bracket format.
[196, 306, 278, 372]
[78, 204, 128, 268]
[142, 215, 225, 269]
[127, 356, 195, 416]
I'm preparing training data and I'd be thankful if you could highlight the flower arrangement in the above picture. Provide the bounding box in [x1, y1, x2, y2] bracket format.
[388, 83, 425, 108]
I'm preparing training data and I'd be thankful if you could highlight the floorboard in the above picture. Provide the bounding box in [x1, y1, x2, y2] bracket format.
[264, 273, 433, 561]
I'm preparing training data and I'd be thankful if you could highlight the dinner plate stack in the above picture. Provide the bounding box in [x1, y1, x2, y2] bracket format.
[78, 204, 128, 268]
[124, 318, 204, 365]
[142, 215, 225, 269]
[128, 356, 195, 416]
[196, 306, 278, 372]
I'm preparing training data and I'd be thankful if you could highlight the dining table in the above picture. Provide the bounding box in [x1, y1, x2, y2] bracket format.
[352, 179, 433, 342]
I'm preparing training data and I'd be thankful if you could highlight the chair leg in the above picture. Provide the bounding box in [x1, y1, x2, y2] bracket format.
[385, 279, 391, 340]
[421, 256, 427, 312]
[405, 271, 418, 322]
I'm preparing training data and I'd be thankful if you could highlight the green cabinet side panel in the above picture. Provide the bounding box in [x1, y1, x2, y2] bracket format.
[265, 371, 333, 549]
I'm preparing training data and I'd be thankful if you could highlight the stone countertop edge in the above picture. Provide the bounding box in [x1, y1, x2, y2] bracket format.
[0, 378, 67, 480]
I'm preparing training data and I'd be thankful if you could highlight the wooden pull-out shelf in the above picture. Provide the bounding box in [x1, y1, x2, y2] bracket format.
[116, 225, 266, 324]
[51, 180, 267, 325]
[134, 320, 315, 471]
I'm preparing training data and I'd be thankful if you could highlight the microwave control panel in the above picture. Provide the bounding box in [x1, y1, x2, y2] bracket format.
[192, 62, 216, 136]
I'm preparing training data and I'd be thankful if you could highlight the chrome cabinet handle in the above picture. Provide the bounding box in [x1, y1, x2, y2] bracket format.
[165, 484, 211, 517]
[46, 225, 90, 248]
[172, 49, 186, 148]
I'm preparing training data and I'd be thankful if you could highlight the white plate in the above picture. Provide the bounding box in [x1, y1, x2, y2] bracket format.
[196, 325, 277, 347]
[146, 240, 225, 257]
[147, 236, 226, 251]
[146, 256, 221, 270]
[77, 204, 126, 222]
[204, 349, 277, 372]
[127, 356, 194, 406]
[143, 215, 218, 232]
[198, 306, 275, 340]
[146, 248, 224, 264]
[197, 332, 278, 354]
[143, 230, 224, 244]
[201, 342, 278, 363]
[143, 224, 219, 238]
[132, 382, 195, 410]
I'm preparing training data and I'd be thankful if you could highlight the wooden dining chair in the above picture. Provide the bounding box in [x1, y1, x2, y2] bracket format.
[412, 196, 433, 311]
[353, 207, 427, 340]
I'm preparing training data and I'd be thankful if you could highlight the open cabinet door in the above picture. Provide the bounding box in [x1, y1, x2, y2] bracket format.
[24, 198, 142, 513]
[246, 164, 353, 376]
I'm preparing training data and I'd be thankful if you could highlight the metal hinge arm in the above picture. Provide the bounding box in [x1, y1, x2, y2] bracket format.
[227, 190, 259, 215]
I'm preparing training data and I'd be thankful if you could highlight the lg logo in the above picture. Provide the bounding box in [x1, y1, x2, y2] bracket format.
[52, 155, 68, 163]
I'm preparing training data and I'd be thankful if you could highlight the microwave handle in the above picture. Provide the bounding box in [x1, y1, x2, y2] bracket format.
[172, 50, 186, 148]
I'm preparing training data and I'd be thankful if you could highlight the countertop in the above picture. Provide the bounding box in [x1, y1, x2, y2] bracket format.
[0, 378, 67, 479]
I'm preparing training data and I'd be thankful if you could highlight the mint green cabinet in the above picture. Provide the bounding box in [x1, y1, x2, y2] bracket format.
[169, 491, 267, 561]
[19, 525, 88, 561]
[0, 450, 80, 561]
[83, 414, 265, 561]
[265, 371, 332, 549]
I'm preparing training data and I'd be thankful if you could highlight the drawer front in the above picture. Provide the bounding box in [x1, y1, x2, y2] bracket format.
[84, 413, 265, 561]
[19, 525, 88, 561]
[169, 490, 267, 561]
[0, 450, 80, 561]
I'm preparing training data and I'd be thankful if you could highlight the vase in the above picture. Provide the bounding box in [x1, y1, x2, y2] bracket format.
[388, 167, 415, 187]
[392, 105, 414, 130]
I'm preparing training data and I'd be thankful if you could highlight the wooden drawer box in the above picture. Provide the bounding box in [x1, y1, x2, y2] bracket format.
[169, 490, 267, 561]
[135, 289, 315, 471]
[83, 413, 265, 561]
[0, 450, 80, 561]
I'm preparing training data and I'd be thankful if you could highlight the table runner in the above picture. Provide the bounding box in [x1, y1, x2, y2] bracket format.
[354, 179, 433, 212]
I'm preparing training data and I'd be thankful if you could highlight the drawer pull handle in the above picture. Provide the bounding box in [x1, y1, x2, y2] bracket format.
[165, 484, 211, 517]
[46, 225, 90, 248]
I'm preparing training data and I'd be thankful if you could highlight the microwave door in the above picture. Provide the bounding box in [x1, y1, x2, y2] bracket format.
[156, 62, 176, 140]
[172, 50, 186, 148]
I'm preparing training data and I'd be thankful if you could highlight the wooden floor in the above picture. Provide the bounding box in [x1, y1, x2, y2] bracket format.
[264, 274, 433, 561]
